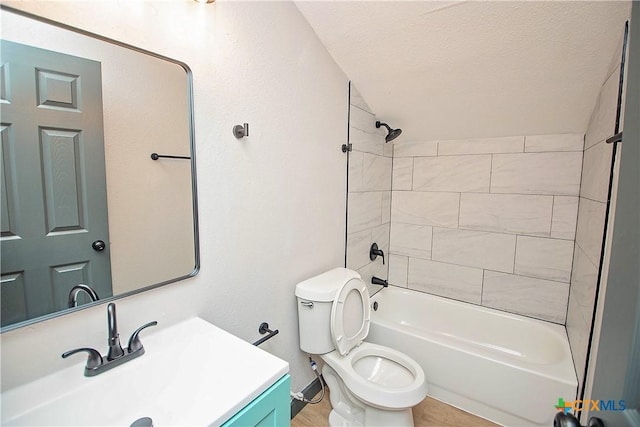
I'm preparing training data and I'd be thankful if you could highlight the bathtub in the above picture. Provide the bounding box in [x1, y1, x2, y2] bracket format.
[368, 287, 577, 426]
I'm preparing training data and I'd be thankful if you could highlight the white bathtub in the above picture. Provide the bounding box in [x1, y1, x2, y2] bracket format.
[368, 287, 577, 426]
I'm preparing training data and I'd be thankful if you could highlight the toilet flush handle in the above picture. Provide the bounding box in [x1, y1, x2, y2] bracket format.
[300, 301, 314, 308]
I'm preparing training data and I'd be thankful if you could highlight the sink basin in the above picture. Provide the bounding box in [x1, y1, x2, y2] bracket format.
[1, 318, 289, 426]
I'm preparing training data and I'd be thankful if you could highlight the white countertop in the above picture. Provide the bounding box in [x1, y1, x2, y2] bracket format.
[1, 317, 289, 426]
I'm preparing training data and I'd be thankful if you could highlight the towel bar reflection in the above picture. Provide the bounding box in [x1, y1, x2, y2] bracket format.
[150, 153, 191, 160]
[252, 322, 279, 346]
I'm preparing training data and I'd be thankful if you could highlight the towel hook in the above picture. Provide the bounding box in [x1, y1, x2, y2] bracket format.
[233, 123, 249, 139]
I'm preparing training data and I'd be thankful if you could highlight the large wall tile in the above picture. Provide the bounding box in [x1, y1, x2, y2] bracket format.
[388, 254, 408, 287]
[585, 67, 619, 149]
[391, 191, 459, 227]
[524, 134, 584, 152]
[570, 244, 598, 325]
[606, 30, 625, 86]
[381, 192, 391, 224]
[392, 157, 413, 190]
[372, 223, 390, 252]
[580, 141, 614, 203]
[491, 152, 583, 196]
[348, 150, 364, 192]
[408, 258, 483, 304]
[437, 136, 523, 155]
[362, 153, 392, 191]
[390, 222, 432, 259]
[350, 86, 373, 114]
[514, 236, 574, 282]
[346, 229, 372, 271]
[393, 140, 438, 158]
[432, 228, 516, 273]
[383, 141, 393, 158]
[413, 155, 491, 192]
[350, 127, 383, 155]
[348, 191, 382, 234]
[575, 197, 606, 266]
[459, 193, 553, 236]
[566, 291, 590, 389]
[482, 271, 569, 323]
[349, 105, 376, 134]
[551, 196, 579, 240]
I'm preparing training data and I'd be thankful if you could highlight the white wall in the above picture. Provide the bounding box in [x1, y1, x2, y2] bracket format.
[0, 0, 348, 394]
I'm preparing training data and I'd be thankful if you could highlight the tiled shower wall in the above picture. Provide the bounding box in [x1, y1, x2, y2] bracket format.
[346, 85, 392, 295]
[388, 134, 584, 323]
[566, 26, 628, 393]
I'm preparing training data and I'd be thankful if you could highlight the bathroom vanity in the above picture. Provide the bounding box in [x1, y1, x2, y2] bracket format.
[0, 318, 290, 426]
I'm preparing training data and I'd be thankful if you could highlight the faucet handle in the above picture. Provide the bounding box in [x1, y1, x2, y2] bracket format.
[62, 347, 103, 369]
[369, 242, 385, 265]
[127, 321, 158, 353]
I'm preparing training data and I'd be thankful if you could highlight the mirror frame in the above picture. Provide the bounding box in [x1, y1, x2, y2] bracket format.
[0, 5, 200, 332]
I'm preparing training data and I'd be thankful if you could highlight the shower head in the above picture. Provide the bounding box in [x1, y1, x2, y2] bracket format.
[375, 121, 402, 143]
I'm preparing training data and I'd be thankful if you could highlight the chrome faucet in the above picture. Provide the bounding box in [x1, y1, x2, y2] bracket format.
[62, 303, 157, 377]
[67, 284, 100, 308]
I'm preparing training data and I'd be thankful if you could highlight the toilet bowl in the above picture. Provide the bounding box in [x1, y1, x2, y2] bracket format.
[295, 268, 428, 426]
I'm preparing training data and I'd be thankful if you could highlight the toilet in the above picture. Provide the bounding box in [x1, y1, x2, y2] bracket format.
[295, 268, 428, 427]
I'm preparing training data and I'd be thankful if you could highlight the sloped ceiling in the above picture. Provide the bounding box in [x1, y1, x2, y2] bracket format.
[296, 1, 631, 141]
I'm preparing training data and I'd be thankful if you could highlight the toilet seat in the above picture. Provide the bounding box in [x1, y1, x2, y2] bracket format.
[330, 277, 370, 356]
[321, 341, 428, 410]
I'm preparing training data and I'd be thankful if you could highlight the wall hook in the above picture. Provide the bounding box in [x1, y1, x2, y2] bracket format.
[233, 123, 249, 139]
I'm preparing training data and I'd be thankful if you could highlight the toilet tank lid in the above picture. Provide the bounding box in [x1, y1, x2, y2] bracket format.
[295, 268, 361, 302]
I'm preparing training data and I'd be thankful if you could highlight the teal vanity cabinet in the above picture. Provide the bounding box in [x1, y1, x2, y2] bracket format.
[222, 374, 291, 427]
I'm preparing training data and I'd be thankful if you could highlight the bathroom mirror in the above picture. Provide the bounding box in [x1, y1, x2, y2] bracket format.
[0, 6, 199, 331]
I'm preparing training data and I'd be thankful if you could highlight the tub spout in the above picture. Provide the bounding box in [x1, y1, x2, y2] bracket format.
[371, 276, 388, 287]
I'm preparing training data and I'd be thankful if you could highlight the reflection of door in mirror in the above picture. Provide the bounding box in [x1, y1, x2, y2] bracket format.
[1, 40, 113, 326]
[0, 6, 198, 332]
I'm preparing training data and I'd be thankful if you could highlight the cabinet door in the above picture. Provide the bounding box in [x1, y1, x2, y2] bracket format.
[222, 375, 290, 427]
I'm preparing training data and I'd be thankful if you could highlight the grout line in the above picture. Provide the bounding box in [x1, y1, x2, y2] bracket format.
[391, 188, 578, 198]
[430, 226, 434, 260]
[550, 196, 556, 236]
[410, 157, 414, 190]
[488, 153, 493, 193]
[512, 235, 518, 274]
[481, 269, 485, 305]
[482, 267, 572, 285]
[581, 195, 609, 204]
[457, 192, 462, 228]
[405, 255, 410, 288]
[393, 220, 575, 242]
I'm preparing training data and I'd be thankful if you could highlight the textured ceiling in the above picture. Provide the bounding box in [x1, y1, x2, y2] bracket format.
[296, 1, 631, 141]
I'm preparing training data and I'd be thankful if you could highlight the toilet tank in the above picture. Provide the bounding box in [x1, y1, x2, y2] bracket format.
[295, 268, 360, 354]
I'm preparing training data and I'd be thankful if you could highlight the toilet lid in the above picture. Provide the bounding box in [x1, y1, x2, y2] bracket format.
[330, 277, 370, 355]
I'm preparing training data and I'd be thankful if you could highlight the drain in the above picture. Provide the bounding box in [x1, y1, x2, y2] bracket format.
[372, 301, 378, 311]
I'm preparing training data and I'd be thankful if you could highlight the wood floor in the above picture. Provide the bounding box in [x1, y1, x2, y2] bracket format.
[291, 389, 499, 427]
